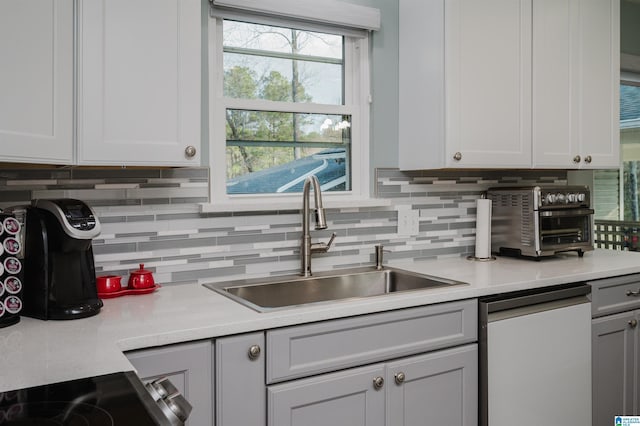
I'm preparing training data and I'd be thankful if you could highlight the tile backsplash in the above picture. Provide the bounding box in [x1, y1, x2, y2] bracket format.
[0, 167, 567, 286]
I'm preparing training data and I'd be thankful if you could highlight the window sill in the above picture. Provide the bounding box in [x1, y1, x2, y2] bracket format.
[198, 197, 391, 213]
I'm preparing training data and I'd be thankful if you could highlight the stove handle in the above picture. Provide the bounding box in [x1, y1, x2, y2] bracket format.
[146, 378, 193, 426]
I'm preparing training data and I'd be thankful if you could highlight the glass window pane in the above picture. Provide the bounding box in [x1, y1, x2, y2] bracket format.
[223, 21, 343, 59]
[225, 110, 351, 194]
[226, 110, 351, 143]
[621, 84, 640, 221]
[223, 20, 344, 105]
[224, 55, 343, 105]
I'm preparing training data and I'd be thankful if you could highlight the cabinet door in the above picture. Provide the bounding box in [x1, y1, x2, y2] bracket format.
[386, 344, 477, 426]
[592, 311, 635, 424]
[78, 0, 201, 166]
[533, 0, 619, 169]
[444, 0, 532, 168]
[216, 332, 266, 426]
[126, 340, 213, 426]
[532, 0, 578, 168]
[0, 0, 73, 164]
[398, 0, 532, 170]
[576, 0, 619, 169]
[268, 364, 385, 426]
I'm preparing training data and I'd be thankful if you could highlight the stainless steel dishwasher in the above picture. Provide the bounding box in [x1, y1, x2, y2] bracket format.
[479, 283, 592, 426]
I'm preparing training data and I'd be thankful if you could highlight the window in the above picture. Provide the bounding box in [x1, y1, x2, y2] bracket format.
[596, 75, 640, 221]
[620, 77, 640, 220]
[208, 6, 372, 207]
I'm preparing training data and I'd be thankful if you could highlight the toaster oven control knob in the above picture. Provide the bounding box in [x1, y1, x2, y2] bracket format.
[545, 193, 556, 204]
[577, 193, 586, 202]
[567, 193, 577, 203]
[556, 193, 566, 203]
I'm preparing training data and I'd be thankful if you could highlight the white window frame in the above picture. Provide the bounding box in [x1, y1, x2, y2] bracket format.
[206, 8, 372, 211]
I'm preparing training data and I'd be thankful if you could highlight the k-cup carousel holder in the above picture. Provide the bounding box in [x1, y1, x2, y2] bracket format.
[0, 213, 24, 328]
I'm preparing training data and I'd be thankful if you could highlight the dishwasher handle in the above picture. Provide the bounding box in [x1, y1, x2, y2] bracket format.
[480, 282, 590, 315]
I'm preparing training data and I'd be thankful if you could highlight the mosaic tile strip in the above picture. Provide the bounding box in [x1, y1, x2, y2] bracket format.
[0, 167, 567, 286]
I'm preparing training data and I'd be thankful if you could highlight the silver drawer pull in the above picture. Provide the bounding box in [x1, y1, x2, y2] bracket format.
[372, 376, 384, 390]
[248, 344, 261, 360]
[626, 289, 640, 297]
[629, 319, 638, 329]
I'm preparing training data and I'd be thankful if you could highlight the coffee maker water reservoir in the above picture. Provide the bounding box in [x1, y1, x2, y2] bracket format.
[23, 199, 103, 320]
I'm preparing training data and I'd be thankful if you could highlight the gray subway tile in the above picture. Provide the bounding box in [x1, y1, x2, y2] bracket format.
[234, 256, 278, 266]
[449, 222, 475, 230]
[347, 226, 397, 236]
[173, 265, 246, 281]
[138, 236, 218, 251]
[116, 232, 158, 239]
[218, 232, 287, 245]
[98, 216, 128, 223]
[0, 191, 31, 203]
[419, 223, 449, 232]
[156, 213, 202, 221]
[92, 243, 138, 255]
[161, 168, 209, 180]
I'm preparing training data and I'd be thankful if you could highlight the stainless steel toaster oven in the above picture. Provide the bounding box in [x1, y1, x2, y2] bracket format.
[486, 186, 594, 258]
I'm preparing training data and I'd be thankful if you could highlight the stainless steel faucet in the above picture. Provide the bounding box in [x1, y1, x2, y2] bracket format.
[300, 175, 336, 276]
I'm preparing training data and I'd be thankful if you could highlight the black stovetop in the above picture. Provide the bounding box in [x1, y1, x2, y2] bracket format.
[0, 372, 170, 425]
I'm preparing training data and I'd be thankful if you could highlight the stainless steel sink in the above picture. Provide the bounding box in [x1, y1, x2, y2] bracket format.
[203, 267, 468, 312]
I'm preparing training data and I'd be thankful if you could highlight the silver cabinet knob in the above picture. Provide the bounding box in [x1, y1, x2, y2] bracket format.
[372, 376, 384, 390]
[629, 319, 638, 329]
[453, 152, 462, 161]
[185, 145, 197, 158]
[626, 289, 640, 297]
[394, 372, 406, 385]
[584, 155, 592, 164]
[573, 155, 581, 164]
[248, 345, 261, 360]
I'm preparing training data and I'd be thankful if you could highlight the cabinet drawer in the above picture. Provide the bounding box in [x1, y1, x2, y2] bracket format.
[266, 299, 477, 383]
[589, 274, 640, 317]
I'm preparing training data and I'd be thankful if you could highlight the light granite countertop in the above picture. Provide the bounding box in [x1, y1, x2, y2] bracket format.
[2, 248, 640, 392]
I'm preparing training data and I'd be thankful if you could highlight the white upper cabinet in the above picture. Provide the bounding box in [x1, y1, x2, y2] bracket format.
[533, 0, 620, 169]
[78, 0, 201, 166]
[0, 0, 74, 164]
[399, 0, 620, 170]
[399, 0, 532, 169]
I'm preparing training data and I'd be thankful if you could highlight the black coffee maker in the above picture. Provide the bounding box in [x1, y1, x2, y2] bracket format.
[22, 199, 103, 320]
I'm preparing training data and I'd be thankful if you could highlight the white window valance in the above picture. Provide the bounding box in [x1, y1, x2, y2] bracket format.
[211, 0, 380, 32]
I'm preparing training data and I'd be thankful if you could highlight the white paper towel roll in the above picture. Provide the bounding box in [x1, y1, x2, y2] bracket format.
[475, 199, 492, 259]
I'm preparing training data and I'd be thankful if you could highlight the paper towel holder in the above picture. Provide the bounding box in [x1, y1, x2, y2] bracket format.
[467, 193, 496, 261]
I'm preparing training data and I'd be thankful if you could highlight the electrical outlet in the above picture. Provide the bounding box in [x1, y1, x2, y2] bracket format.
[397, 210, 419, 236]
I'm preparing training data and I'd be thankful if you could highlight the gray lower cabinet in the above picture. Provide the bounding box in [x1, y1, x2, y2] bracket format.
[268, 363, 386, 426]
[386, 344, 477, 426]
[267, 344, 477, 426]
[126, 340, 213, 426]
[592, 310, 636, 424]
[215, 332, 266, 426]
[590, 274, 640, 423]
[266, 300, 478, 426]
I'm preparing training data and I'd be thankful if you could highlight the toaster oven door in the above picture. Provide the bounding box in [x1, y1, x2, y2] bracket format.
[538, 208, 594, 254]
